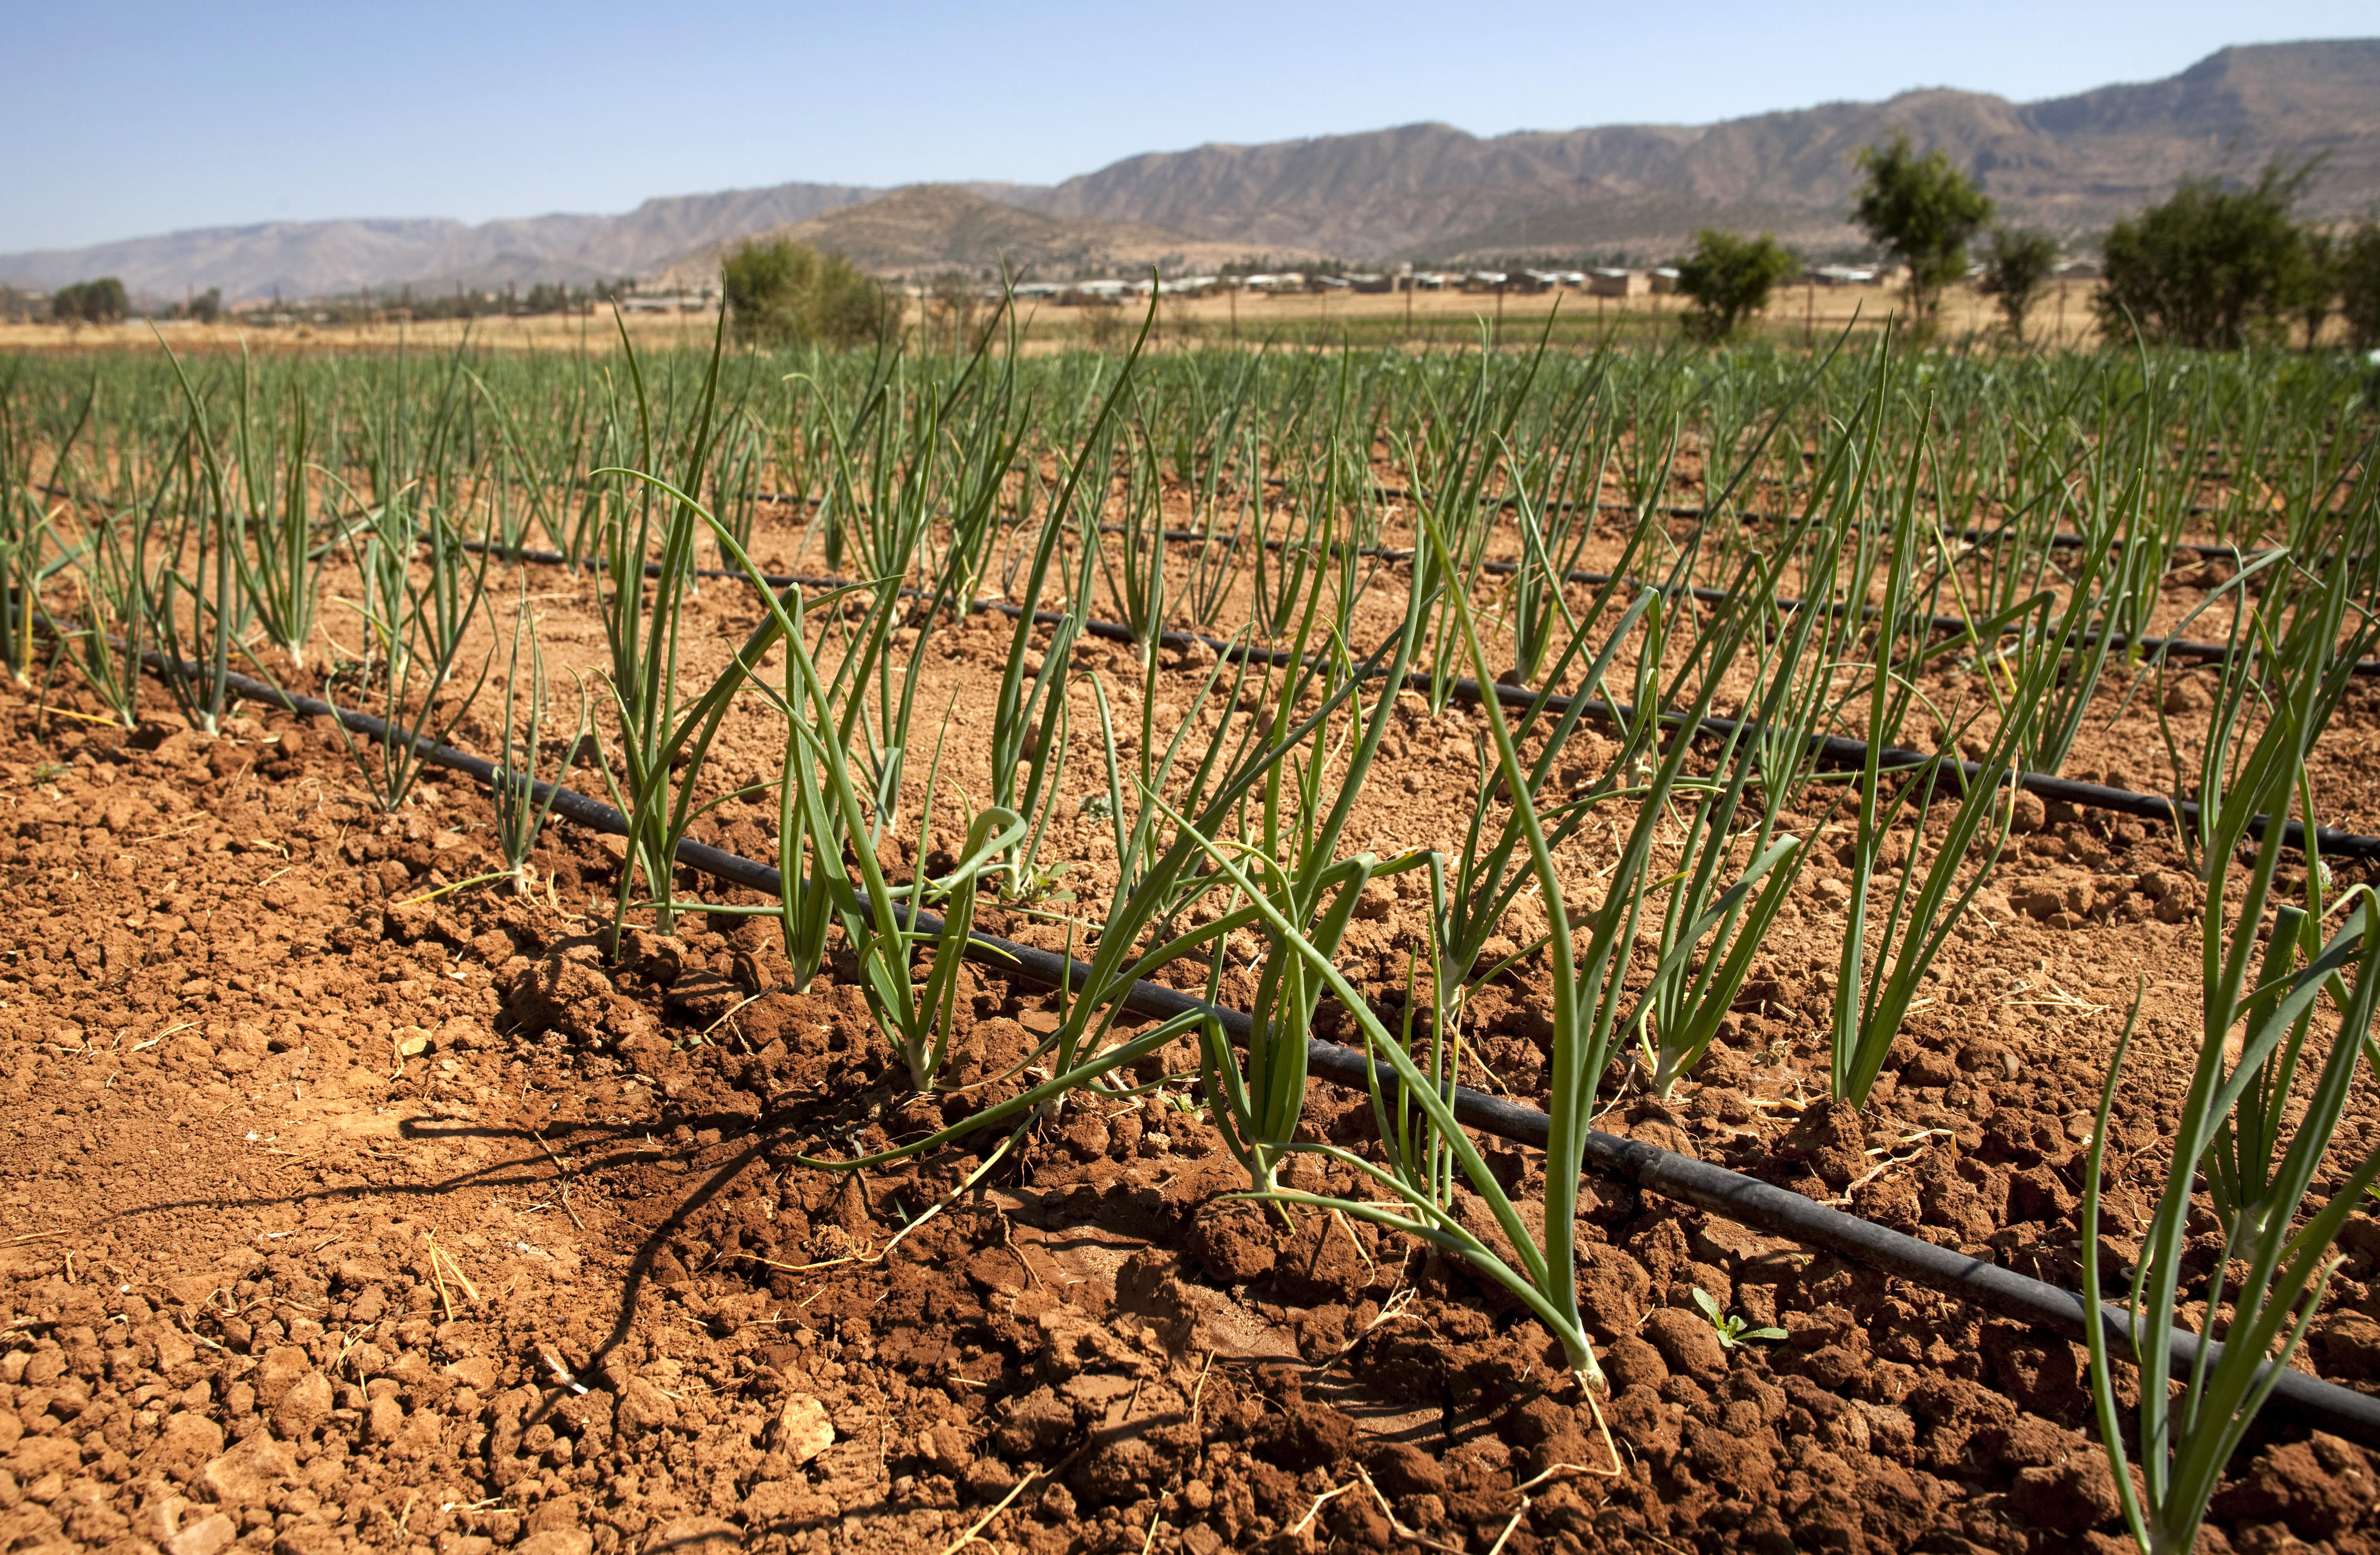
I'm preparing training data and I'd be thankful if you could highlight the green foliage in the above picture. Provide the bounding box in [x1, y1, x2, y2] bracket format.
[51, 277, 129, 326]
[1674, 230, 1798, 340]
[1978, 227, 2060, 342]
[2292, 227, 2338, 349]
[184, 288, 223, 324]
[1851, 131, 1994, 322]
[2083, 589, 2380, 1551]
[1692, 1288, 1786, 1348]
[720, 239, 891, 350]
[2338, 220, 2380, 351]
[2094, 162, 2315, 349]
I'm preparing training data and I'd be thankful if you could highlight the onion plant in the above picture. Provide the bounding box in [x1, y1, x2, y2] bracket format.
[230, 346, 328, 669]
[320, 496, 493, 812]
[1170, 509, 1435, 1194]
[1185, 492, 1812, 1397]
[2081, 668, 2380, 1553]
[622, 477, 1029, 1091]
[588, 313, 740, 935]
[2155, 555, 2378, 875]
[152, 338, 250, 732]
[1632, 576, 1830, 1096]
[55, 500, 146, 727]
[0, 368, 87, 687]
[487, 583, 584, 892]
[1825, 574, 2057, 1107]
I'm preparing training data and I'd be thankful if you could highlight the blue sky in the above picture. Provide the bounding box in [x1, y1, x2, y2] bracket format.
[2, 1, 2366, 253]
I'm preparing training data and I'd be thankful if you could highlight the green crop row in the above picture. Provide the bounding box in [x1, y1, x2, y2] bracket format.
[5, 315, 2379, 1538]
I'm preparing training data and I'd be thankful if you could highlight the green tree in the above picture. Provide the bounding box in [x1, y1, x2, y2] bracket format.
[2094, 162, 2315, 349]
[1978, 227, 2060, 343]
[2293, 226, 2338, 349]
[1851, 130, 1994, 324]
[2341, 220, 2380, 352]
[1674, 230, 1799, 342]
[721, 239, 892, 349]
[50, 277, 129, 326]
[186, 287, 222, 324]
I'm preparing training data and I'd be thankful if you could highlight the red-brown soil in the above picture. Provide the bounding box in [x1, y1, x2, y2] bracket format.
[9, 514, 2380, 1555]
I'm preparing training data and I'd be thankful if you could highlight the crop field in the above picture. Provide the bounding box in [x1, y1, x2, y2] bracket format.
[2, 320, 2379, 1555]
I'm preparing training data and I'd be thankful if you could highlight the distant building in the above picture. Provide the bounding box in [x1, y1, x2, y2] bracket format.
[1811, 265, 1878, 287]
[1587, 268, 1646, 298]
[619, 289, 717, 314]
[1648, 267, 1681, 295]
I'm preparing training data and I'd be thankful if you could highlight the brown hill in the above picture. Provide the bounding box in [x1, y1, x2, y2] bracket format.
[7, 39, 2372, 297]
[1012, 40, 2380, 259]
[654, 185, 1302, 286]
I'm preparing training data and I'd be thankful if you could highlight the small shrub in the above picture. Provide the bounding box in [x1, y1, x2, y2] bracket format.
[1978, 227, 2060, 343]
[2094, 161, 2316, 349]
[721, 240, 892, 350]
[50, 277, 129, 326]
[1674, 230, 1798, 342]
[2341, 221, 2380, 352]
[1079, 299, 1131, 351]
[2293, 227, 2338, 349]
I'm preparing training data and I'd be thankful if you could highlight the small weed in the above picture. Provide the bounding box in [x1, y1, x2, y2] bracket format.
[1693, 1288, 1786, 1348]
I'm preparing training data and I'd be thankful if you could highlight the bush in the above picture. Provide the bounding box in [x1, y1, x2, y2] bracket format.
[1852, 131, 1994, 324]
[1978, 227, 2060, 343]
[1674, 230, 1799, 341]
[1078, 299, 1131, 351]
[721, 240, 892, 350]
[50, 277, 129, 326]
[2292, 227, 2338, 349]
[2341, 222, 2380, 352]
[2094, 162, 2315, 349]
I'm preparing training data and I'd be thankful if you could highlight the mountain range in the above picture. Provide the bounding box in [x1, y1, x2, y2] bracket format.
[3, 39, 2372, 302]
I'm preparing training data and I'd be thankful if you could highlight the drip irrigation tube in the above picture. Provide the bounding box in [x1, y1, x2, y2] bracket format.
[465, 540, 2380, 861]
[1100, 476, 2261, 536]
[1094, 525, 2380, 675]
[771, 483, 2255, 537]
[85, 646, 2380, 1454]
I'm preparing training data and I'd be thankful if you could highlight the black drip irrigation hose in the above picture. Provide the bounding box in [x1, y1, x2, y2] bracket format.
[1230, 476, 2261, 536]
[31, 477, 2331, 664]
[85, 648, 2380, 1454]
[466, 540, 2380, 861]
[1089, 525, 2379, 675]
